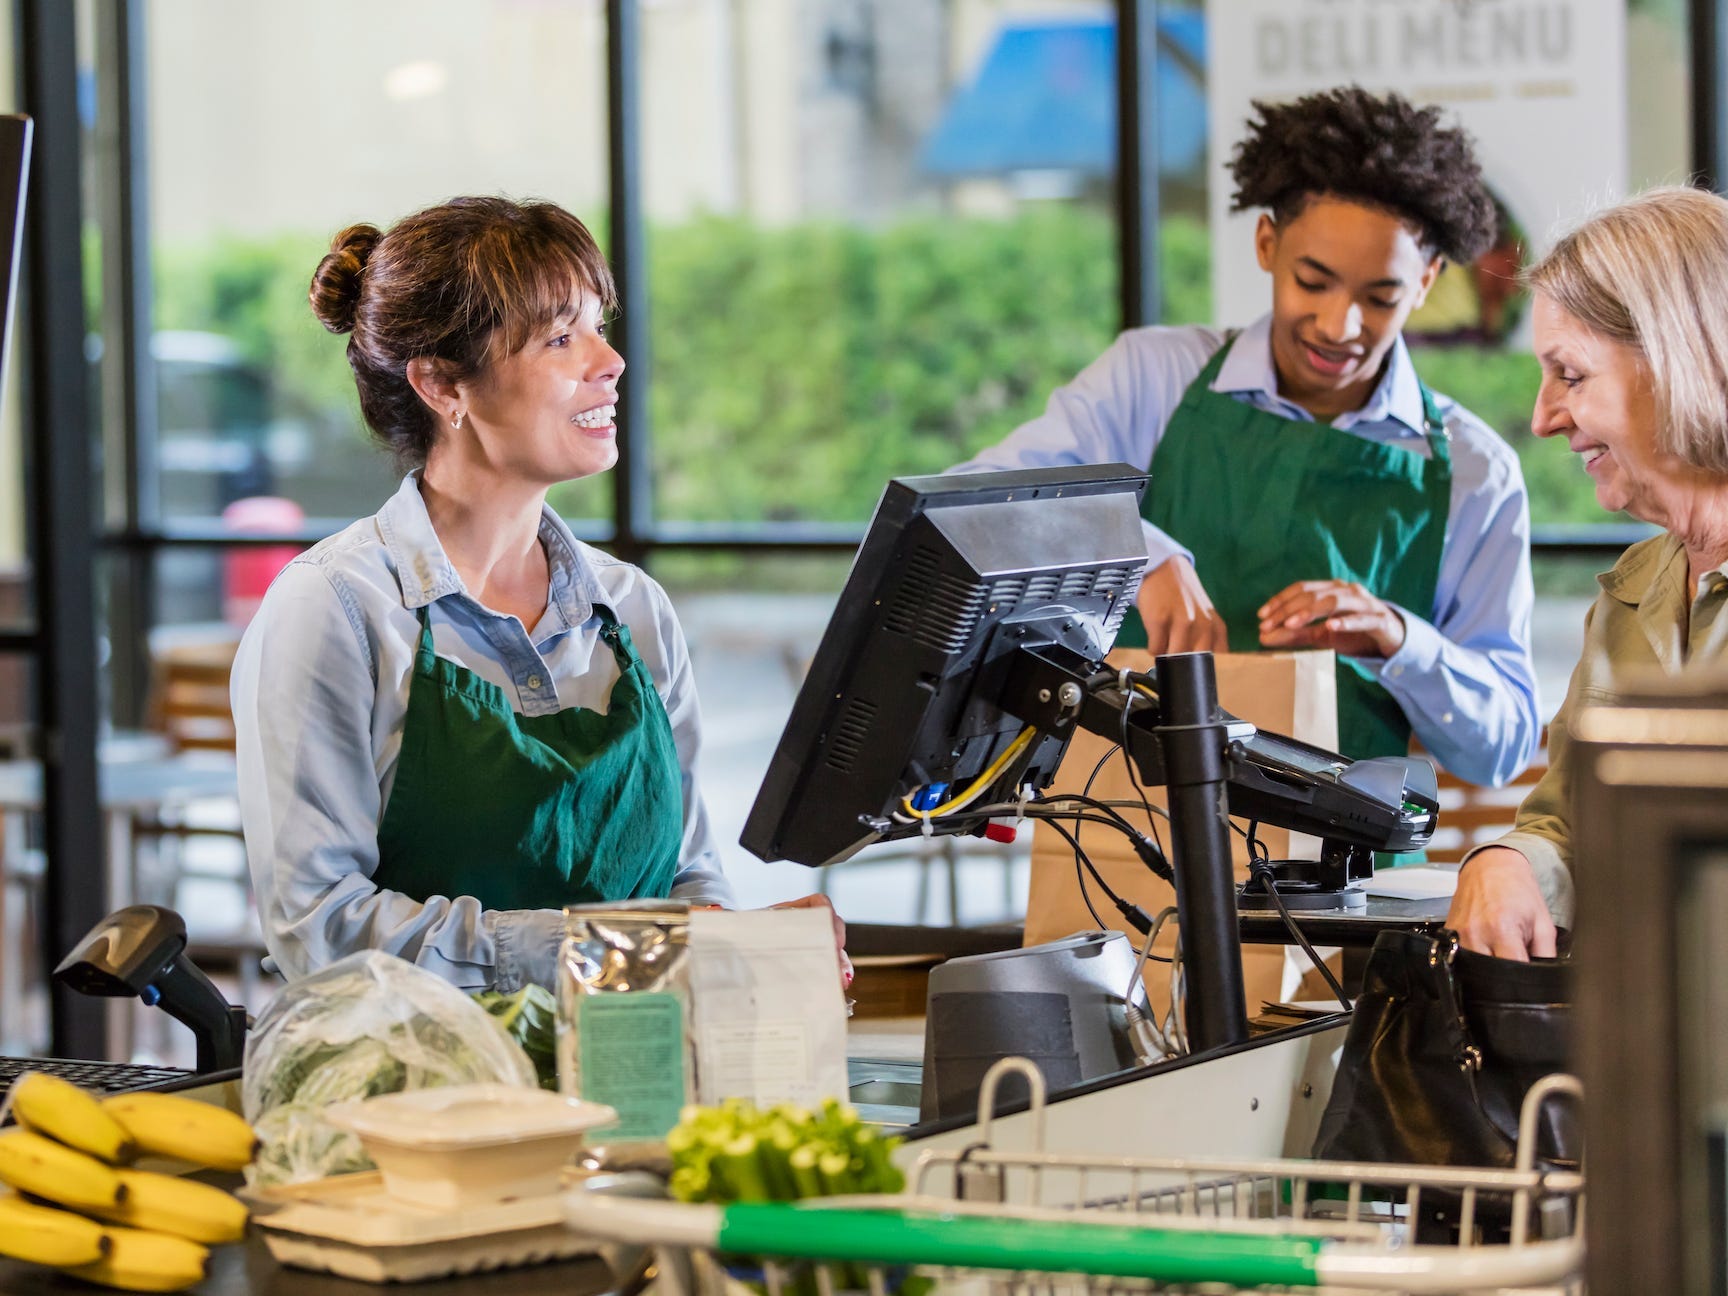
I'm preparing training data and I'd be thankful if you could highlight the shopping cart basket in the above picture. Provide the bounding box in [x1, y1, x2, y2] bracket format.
[563, 1059, 1584, 1295]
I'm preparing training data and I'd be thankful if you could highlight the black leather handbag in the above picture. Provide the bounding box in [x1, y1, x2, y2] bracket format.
[1312, 928, 1577, 1238]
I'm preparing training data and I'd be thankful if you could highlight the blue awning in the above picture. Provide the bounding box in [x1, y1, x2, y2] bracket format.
[919, 15, 1206, 179]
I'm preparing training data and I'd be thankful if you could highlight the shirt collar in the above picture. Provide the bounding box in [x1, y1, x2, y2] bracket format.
[375, 472, 603, 628]
[1598, 532, 1685, 607]
[1212, 312, 1430, 437]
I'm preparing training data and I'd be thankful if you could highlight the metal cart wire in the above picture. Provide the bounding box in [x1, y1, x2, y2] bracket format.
[563, 1059, 1585, 1296]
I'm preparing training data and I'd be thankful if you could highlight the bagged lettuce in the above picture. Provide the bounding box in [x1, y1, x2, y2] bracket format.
[473, 983, 559, 1089]
[242, 951, 536, 1187]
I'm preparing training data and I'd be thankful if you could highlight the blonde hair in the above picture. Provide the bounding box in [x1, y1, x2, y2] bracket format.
[1526, 185, 1728, 474]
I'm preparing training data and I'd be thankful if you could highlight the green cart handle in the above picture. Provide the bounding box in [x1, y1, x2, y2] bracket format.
[720, 1202, 1324, 1287]
[564, 1193, 1582, 1292]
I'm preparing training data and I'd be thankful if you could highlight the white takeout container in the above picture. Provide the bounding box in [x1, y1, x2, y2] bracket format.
[325, 1084, 617, 1211]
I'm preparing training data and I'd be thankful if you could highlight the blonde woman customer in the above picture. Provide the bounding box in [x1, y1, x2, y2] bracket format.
[1447, 185, 1728, 958]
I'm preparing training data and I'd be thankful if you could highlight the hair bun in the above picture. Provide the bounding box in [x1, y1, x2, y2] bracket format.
[308, 224, 382, 334]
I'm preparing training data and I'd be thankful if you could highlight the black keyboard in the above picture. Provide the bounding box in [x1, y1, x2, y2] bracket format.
[0, 1055, 192, 1098]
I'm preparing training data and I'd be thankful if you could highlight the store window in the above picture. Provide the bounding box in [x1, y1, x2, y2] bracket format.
[142, 0, 611, 597]
[639, 0, 1131, 532]
[1161, 0, 1683, 541]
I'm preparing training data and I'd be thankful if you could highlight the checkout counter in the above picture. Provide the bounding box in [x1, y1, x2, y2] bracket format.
[0, 469, 1478, 1291]
[0, 897, 1432, 1296]
[0, 1017, 1352, 1296]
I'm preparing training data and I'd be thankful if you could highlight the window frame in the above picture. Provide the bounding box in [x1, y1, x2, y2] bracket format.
[19, 0, 1707, 1053]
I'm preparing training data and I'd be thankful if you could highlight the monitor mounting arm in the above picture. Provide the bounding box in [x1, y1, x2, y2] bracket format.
[993, 641, 1432, 1054]
[997, 643, 1251, 1055]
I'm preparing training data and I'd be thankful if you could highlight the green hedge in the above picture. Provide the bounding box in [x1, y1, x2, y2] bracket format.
[642, 207, 1118, 523]
[155, 209, 1599, 529]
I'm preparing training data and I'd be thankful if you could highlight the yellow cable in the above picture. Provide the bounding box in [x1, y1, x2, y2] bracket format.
[900, 727, 1036, 820]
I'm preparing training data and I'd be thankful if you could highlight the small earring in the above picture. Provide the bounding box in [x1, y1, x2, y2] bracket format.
[450, 410, 464, 430]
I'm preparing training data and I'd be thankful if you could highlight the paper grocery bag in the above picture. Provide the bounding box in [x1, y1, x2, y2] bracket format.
[1023, 649, 1338, 1018]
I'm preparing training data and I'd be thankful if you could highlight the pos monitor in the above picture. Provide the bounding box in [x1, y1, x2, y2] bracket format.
[742, 464, 1150, 868]
[741, 464, 1439, 1052]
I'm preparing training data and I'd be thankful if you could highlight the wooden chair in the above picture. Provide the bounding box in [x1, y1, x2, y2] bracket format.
[146, 638, 242, 755]
[135, 634, 269, 1007]
[136, 634, 244, 854]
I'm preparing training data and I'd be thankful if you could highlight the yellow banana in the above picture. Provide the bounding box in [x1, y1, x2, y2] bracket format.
[10, 1070, 137, 1163]
[0, 1191, 112, 1266]
[86, 1168, 248, 1245]
[102, 1093, 259, 1172]
[0, 1128, 127, 1211]
[64, 1224, 208, 1293]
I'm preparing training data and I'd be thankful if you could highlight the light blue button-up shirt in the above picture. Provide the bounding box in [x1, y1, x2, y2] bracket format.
[231, 474, 735, 993]
[956, 313, 1540, 787]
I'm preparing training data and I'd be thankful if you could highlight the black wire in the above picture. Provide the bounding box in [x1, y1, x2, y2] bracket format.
[1074, 739, 1173, 883]
[1243, 822, 1351, 1010]
[1079, 741, 1118, 854]
[1046, 790, 1144, 837]
[931, 806, 1131, 838]
[1082, 741, 1115, 796]
[1116, 677, 1166, 858]
[1023, 807, 1150, 832]
[1039, 816, 1115, 900]
[1066, 837, 1111, 930]
[1040, 817, 1171, 961]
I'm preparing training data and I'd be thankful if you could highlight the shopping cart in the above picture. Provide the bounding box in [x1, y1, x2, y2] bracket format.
[563, 1059, 1585, 1296]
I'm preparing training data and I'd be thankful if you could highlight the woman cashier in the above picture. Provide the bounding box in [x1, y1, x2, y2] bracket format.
[232, 196, 841, 991]
[957, 88, 1540, 784]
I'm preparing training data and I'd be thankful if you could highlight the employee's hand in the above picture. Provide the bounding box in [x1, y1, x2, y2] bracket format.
[770, 893, 853, 988]
[1445, 846, 1557, 961]
[1257, 580, 1407, 659]
[1135, 556, 1229, 655]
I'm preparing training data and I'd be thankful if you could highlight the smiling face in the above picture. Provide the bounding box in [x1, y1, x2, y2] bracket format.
[1255, 197, 1443, 420]
[457, 291, 624, 487]
[1529, 292, 1677, 523]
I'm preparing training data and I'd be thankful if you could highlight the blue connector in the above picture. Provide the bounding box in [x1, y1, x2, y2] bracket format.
[910, 783, 949, 812]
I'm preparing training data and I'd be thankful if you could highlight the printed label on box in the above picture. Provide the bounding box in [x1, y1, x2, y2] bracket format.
[699, 1019, 813, 1105]
[577, 992, 686, 1141]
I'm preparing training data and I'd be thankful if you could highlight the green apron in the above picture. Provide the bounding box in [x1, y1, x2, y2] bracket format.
[373, 602, 684, 909]
[1120, 337, 1451, 766]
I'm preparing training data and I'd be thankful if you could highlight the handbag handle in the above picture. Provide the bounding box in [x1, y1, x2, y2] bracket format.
[1430, 929, 1483, 1073]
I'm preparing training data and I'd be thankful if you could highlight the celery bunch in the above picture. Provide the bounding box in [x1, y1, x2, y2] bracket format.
[667, 1099, 904, 1204]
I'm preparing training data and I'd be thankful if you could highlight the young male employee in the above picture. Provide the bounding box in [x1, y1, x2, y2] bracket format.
[958, 87, 1538, 785]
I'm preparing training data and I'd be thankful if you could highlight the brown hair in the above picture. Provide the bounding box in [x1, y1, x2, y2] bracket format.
[308, 196, 615, 469]
[1526, 186, 1728, 474]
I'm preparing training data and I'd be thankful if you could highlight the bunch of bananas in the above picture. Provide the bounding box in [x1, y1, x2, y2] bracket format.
[0, 1073, 259, 1291]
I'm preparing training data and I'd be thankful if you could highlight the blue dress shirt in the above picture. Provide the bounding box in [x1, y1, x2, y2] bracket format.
[231, 474, 735, 993]
[956, 313, 1540, 787]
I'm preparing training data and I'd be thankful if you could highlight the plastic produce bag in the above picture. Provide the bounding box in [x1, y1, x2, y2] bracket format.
[242, 950, 537, 1187]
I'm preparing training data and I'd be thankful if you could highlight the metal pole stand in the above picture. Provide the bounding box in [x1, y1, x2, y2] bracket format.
[1152, 652, 1249, 1052]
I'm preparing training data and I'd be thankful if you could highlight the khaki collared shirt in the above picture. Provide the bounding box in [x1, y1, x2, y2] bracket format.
[1493, 533, 1728, 926]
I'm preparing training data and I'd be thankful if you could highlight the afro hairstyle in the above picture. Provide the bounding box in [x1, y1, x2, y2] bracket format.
[1228, 86, 1499, 265]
